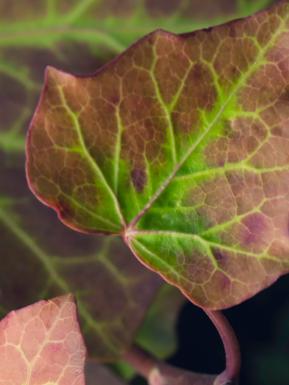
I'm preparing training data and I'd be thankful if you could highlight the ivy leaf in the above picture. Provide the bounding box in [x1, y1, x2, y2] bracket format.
[27, 0, 289, 310]
[0, 294, 86, 385]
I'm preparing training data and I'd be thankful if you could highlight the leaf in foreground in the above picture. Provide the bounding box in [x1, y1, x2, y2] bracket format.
[0, 294, 86, 385]
[27, 0, 289, 310]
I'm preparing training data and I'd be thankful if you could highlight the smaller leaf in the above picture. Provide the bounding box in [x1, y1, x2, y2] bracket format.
[149, 364, 216, 385]
[0, 294, 86, 385]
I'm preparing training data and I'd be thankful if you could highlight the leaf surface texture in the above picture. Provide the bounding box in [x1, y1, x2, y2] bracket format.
[27, 1, 289, 309]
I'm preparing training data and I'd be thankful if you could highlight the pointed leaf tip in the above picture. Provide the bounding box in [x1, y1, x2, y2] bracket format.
[44, 65, 72, 81]
[26, 0, 289, 309]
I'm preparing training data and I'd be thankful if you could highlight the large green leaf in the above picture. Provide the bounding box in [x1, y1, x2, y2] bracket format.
[27, 0, 289, 310]
[0, 3, 278, 384]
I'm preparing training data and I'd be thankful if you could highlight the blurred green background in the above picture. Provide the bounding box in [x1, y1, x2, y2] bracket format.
[1, 1, 288, 385]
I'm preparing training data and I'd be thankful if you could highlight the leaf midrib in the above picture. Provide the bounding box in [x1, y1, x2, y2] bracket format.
[127, 229, 281, 262]
[127, 12, 288, 232]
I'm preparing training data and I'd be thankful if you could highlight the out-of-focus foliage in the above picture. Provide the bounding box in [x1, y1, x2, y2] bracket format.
[136, 285, 185, 359]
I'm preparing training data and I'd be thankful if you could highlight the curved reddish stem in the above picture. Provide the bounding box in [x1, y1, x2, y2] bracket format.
[204, 310, 241, 385]
[123, 310, 240, 385]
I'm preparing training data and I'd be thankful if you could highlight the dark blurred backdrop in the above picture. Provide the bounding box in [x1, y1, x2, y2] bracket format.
[1, 1, 286, 385]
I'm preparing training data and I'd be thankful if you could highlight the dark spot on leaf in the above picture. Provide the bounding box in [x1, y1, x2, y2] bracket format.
[111, 95, 120, 105]
[212, 248, 227, 265]
[228, 24, 237, 38]
[223, 119, 232, 136]
[229, 65, 239, 77]
[242, 213, 269, 247]
[131, 168, 147, 192]
[280, 85, 289, 102]
[192, 63, 204, 78]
